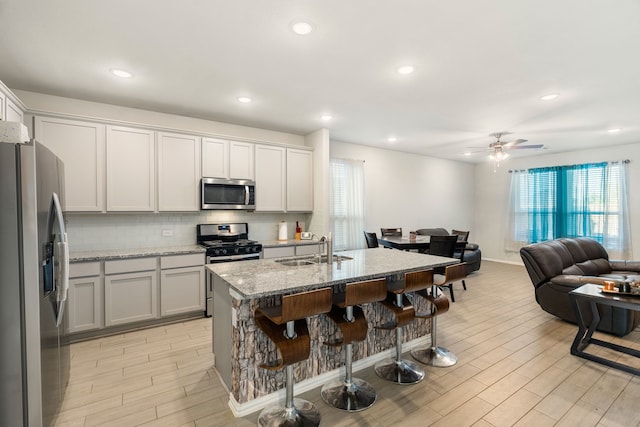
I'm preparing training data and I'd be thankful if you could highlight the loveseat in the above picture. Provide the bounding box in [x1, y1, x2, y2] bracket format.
[520, 237, 640, 336]
[416, 228, 481, 274]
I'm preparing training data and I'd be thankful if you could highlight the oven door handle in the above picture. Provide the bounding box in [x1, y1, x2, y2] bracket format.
[208, 253, 261, 263]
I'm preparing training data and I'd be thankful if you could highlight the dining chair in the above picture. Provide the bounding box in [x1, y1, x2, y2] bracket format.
[380, 227, 402, 237]
[364, 231, 379, 248]
[451, 229, 470, 242]
[427, 235, 464, 301]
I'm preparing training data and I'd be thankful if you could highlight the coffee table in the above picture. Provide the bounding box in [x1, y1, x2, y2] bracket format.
[569, 283, 640, 375]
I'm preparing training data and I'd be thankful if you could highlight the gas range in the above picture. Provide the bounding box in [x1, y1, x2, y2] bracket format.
[197, 223, 262, 262]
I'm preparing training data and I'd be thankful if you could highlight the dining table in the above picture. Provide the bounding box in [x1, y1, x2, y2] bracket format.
[378, 235, 467, 253]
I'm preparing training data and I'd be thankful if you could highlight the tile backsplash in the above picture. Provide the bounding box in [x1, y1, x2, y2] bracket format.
[65, 211, 311, 252]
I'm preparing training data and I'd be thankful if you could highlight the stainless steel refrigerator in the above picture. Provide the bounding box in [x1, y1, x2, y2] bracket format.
[1, 124, 70, 427]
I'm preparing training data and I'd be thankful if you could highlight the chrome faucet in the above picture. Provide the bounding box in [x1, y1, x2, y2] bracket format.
[311, 232, 333, 264]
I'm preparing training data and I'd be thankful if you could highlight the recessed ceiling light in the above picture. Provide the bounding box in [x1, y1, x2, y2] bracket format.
[607, 128, 622, 133]
[464, 152, 472, 156]
[110, 68, 133, 78]
[397, 65, 415, 75]
[291, 21, 314, 35]
[237, 96, 252, 104]
[321, 114, 332, 121]
[388, 136, 397, 143]
[540, 93, 559, 101]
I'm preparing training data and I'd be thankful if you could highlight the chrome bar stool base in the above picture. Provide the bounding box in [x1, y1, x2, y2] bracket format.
[411, 346, 457, 367]
[257, 398, 321, 427]
[321, 377, 377, 412]
[374, 358, 425, 385]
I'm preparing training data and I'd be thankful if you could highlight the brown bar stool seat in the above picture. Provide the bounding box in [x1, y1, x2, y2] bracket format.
[411, 263, 466, 367]
[374, 269, 434, 384]
[321, 278, 388, 411]
[254, 287, 333, 427]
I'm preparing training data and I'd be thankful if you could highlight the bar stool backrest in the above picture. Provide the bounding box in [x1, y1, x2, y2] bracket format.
[344, 278, 388, 307]
[280, 287, 333, 323]
[404, 269, 434, 293]
[442, 263, 467, 283]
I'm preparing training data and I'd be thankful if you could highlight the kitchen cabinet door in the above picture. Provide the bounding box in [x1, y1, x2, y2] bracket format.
[157, 132, 201, 211]
[5, 97, 24, 123]
[35, 116, 106, 212]
[229, 141, 254, 179]
[106, 126, 155, 211]
[255, 144, 286, 211]
[286, 148, 313, 212]
[160, 266, 205, 316]
[67, 261, 103, 334]
[105, 270, 158, 326]
[67, 276, 103, 333]
[202, 137, 228, 178]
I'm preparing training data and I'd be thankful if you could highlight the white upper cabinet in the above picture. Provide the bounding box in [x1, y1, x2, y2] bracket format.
[286, 148, 313, 212]
[229, 141, 254, 179]
[202, 137, 229, 178]
[5, 97, 24, 123]
[255, 144, 286, 211]
[157, 131, 201, 211]
[35, 116, 106, 212]
[202, 138, 254, 180]
[106, 126, 155, 211]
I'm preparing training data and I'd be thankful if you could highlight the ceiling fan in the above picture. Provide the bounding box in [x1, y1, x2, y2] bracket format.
[484, 132, 544, 171]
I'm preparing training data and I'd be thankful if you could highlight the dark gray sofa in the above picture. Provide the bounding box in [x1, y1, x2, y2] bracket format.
[416, 227, 481, 274]
[520, 237, 640, 336]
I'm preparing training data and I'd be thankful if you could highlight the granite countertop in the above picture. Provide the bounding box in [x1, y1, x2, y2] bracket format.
[260, 239, 326, 248]
[70, 245, 206, 262]
[207, 247, 458, 299]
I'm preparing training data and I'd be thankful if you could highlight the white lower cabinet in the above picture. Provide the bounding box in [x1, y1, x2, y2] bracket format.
[160, 254, 205, 316]
[104, 258, 158, 327]
[67, 262, 103, 334]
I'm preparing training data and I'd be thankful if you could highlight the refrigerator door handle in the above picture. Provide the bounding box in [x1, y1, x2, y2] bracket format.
[42, 192, 69, 326]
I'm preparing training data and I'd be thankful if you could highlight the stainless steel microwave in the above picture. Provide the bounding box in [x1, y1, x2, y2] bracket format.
[201, 178, 256, 210]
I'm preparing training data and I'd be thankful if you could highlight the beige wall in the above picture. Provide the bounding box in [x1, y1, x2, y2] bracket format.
[330, 140, 476, 236]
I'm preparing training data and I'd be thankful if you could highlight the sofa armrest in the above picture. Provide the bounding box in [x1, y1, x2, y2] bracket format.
[610, 260, 640, 272]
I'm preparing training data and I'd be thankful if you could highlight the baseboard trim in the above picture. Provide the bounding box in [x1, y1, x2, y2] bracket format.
[227, 334, 431, 417]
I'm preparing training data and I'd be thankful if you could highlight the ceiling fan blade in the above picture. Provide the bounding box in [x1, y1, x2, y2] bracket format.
[506, 144, 544, 150]
[504, 138, 528, 146]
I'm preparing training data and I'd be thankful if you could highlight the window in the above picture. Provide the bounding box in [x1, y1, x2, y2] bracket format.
[506, 161, 631, 258]
[330, 158, 365, 251]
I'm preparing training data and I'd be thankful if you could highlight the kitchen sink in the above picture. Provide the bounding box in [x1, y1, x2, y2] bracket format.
[275, 259, 317, 267]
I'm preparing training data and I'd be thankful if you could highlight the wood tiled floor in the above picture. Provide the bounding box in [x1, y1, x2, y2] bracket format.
[53, 261, 640, 426]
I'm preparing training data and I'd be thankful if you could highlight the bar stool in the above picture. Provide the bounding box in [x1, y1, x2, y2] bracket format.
[374, 269, 434, 384]
[411, 263, 466, 367]
[254, 287, 333, 427]
[321, 278, 388, 411]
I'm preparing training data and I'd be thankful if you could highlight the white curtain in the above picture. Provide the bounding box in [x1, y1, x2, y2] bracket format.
[330, 158, 365, 251]
[602, 161, 631, 259]
[504, 169, 530, 252]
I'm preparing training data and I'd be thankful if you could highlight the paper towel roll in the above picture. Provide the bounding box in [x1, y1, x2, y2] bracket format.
[278, 221, 288, 241]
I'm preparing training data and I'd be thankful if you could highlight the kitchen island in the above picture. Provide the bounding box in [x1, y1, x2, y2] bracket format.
[207, 247, 458, 416]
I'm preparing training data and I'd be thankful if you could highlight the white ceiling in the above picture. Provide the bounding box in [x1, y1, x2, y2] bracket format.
[1, 0, 639, 162]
